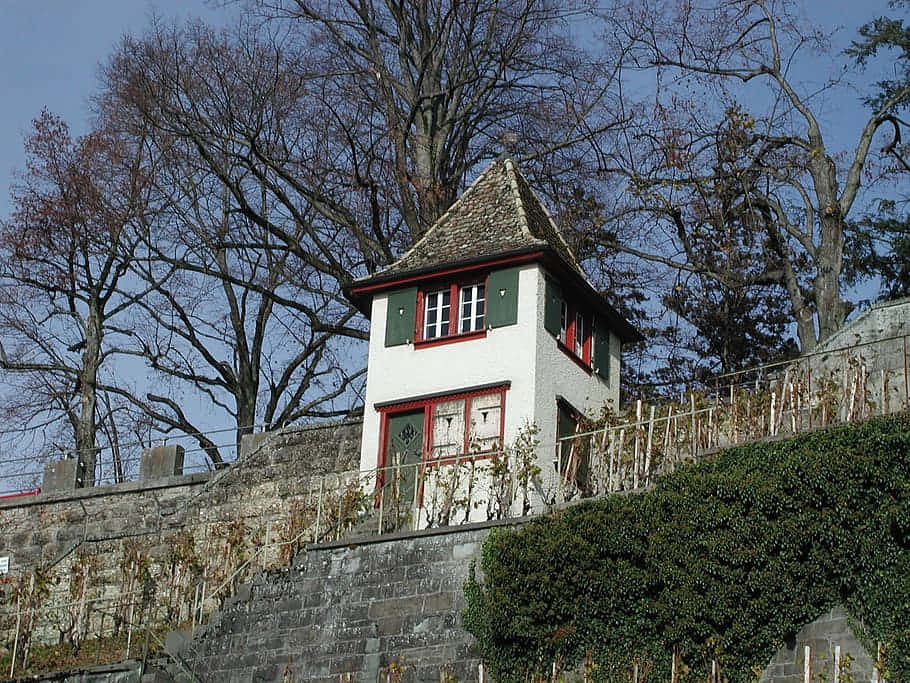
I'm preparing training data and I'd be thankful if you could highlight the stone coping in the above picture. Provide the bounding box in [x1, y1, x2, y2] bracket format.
[0, 471, 213, 511]
[307, 514, 533, 551]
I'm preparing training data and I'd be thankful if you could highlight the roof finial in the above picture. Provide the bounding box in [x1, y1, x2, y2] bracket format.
[500, 131, 518, 159]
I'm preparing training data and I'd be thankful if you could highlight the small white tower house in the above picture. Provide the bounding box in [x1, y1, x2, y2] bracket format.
[346, 159, 641, 510]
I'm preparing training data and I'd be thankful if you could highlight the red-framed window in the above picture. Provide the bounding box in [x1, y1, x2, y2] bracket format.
[558, 300, 592, 367]
[377, 384, 508, 469]
[416, 280, 487, 345]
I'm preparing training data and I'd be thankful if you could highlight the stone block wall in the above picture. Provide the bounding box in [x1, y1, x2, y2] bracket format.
[0, 419, 362, 652]
[759, 606, 877, 682]
[159, 521, 510, 683]
[810, 298, 910, 416]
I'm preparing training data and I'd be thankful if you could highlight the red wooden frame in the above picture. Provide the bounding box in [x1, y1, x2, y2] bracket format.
[414, 278, 488, 345]
[375, 384, 509, 475]
[559, 300, 592, 369]
[348, 250, 544, 296]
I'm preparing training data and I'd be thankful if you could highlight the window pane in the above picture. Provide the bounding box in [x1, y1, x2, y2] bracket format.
[469, 392, 502, 451]
[425, 289, 452, 339]
[575, 312, 585, 356]
[460, 283, 486, 333]
[431, 399, 465, 458]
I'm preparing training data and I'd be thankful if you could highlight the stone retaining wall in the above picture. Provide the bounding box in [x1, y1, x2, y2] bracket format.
[158, 521, 512, 683]
[0, 420, 362, 655]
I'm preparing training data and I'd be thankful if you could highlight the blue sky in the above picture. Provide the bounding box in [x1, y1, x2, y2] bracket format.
[0, 0, 897, 217]
[0, 1, 227, 217]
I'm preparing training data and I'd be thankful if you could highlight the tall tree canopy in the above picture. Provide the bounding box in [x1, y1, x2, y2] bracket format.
[86, 1, 628, 460]
[0, 112, 161, 483]
[598, 0, 910, 353]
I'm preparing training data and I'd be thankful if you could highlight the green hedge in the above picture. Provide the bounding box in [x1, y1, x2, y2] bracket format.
[463, 415, 910, 681]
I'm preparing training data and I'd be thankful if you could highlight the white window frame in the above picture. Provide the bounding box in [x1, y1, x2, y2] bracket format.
[574, 310, 586, 357]
[423, 289, 451, 339]
[459, 283, 486, 333]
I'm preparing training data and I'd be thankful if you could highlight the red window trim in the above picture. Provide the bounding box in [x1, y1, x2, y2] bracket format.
[415, 277, 488, 345]
[558, 299, 592, 368]
[349, 250, 544, 296]
[557, 339, 593, 375]
[376, 384, 509, 474]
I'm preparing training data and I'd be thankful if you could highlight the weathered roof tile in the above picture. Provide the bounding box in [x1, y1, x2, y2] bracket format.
[355, 158, 584, 283]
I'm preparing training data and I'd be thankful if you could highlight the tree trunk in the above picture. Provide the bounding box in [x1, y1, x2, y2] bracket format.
[809, 153, 852, 347]
[76, 300, 102, 487]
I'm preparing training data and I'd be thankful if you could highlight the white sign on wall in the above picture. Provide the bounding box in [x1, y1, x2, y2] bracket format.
[0, 557, 8, 575]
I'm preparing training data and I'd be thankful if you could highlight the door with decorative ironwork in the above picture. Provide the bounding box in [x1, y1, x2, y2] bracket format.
[385, 410, 424, 513]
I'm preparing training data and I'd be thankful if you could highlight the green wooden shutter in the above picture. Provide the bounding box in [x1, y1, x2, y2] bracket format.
[593, 317, 611, 381]
[543, 278, 562, 337]
[384, 287, 418, 346]
[485, 267, 520, 328]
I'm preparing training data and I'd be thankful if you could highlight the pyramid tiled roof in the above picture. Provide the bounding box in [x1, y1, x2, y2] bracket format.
[355, 158, 585, 284]
[348, 157, 641, 342]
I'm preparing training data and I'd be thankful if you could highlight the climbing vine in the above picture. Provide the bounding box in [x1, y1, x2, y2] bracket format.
[464, 414, 910, 681]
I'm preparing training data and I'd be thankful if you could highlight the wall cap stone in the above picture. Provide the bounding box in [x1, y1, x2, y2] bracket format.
[0, 471, 212, 511]
[307, 514, 532, 551]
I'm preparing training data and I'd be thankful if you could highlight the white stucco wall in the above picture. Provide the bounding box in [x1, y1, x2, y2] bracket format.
[358, 263, 622, 493]
[531, 267, 619, 494]
[359, 264, 542, 472]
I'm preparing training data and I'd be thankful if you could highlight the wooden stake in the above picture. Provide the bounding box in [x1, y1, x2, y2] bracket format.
[617, 429, 626, 490]
[904, 335, 909, 407]
[644, 405, 655, 485]
[690, 393, 696, 459]
[607, 428, 616, 493]
[633, 400, 642, 489]
[770, 391, 777, 437]
[881, 369, 888, 416]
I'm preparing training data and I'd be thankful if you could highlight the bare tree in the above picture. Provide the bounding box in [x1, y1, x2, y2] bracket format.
[0, 112, 160, 484]
[599, 0, 910, 351]
[88, 5, 630, 452]
[120, 164, 366, 465]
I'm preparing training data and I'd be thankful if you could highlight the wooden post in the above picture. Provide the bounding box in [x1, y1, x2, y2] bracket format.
[770, 391, 777, 437]
[633, 400, 642, 489]
[10, 593, 21, 679]
[607, 428, 616, 493]
[315, 477, 324, 541]
[807, 356, 813, 430]
[848, 365, 858, 423]
[556, 441, 564, 504]
[644, 405, 655, 485]
[834, 644, 840, 683]
[904, 335, 909, 407]
[790, 377, 798, 433]
[707, 406, 714, 450]
[663, 406, 673, 472]
[617, 429, 626, 490]
[881, 369, 888, 416]
[377, 470, 385, 535]
[127, 596, 136, 656]
[689, 393, 696, 459]
[804, 645, 811, 683]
